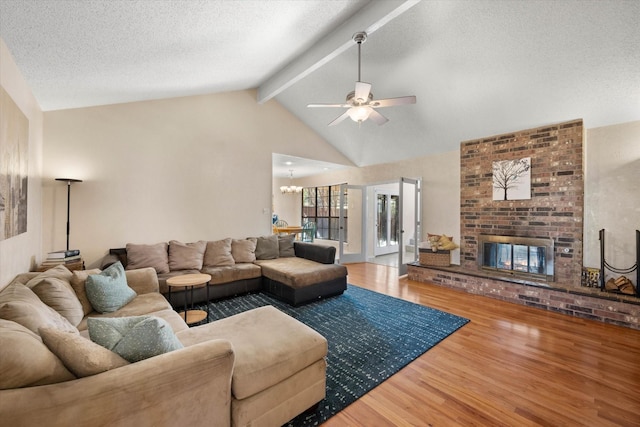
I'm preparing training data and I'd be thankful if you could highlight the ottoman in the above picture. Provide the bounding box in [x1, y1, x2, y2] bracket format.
[176, 305, 327, 427]
[256, 257, 348, 306]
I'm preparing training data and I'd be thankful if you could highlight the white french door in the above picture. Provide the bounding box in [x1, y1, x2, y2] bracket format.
[338, 184, 366, 264]
[398, 177, 421, 275]
[374, 191, 400, 256]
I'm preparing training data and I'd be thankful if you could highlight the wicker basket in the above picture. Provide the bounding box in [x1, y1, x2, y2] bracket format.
[419, 248, 450, 267]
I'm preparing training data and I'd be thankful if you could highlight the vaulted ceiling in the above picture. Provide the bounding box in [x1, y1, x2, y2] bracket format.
[1, 1, 638, 177]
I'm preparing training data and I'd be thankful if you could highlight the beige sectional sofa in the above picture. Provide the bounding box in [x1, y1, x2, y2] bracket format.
[0, 264, 328, 427]
[103, 234, 348, 307]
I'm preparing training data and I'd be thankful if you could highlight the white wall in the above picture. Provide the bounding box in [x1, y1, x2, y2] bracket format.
[0, 38, 44, 289]
[584, 121, 640, 277]
[43, 90, 352, 268]
[272, 176, 302, 226]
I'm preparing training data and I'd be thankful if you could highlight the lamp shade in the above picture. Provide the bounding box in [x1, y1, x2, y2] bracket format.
[55, 178, 83, 183]
[348, 105, 372, 123]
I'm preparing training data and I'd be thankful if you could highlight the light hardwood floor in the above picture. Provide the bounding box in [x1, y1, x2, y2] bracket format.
[323, 263, 640, 427]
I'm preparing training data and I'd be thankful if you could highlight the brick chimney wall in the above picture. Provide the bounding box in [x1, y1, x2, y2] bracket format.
[459, 119, 584, 287]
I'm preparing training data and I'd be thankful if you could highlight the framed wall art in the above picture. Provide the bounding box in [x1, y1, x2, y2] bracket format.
[0, 85, 29, 241]
[492, 157, 531, 201]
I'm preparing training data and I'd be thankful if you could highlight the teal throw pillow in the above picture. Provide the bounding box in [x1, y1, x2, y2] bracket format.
[87, 316, 183, 362]
[85, 262, 137, 313]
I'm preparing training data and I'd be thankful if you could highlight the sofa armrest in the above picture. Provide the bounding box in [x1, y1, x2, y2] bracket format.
[102, 248, 128, 269]
[124, 267, 160, 295]
[100, 253, 121, 269]
[294, 242, 336, 264]
[0, 339, 235, 427]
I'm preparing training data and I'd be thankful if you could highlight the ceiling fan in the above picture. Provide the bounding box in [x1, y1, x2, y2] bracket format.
[307, 31, 416, 126]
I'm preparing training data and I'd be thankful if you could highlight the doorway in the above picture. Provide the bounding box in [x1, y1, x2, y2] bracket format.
[339, 178, 420, 273]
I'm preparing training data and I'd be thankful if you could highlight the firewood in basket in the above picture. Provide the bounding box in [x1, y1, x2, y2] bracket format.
[618, 278, 636, 295]
[605, 278, 618, 291]
[614, 276, 628, 286]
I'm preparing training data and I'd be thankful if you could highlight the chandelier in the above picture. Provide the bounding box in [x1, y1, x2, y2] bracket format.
[280, 170, 303, 194]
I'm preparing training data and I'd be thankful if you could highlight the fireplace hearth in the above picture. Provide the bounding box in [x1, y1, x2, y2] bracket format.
[478, 235, 554, 281]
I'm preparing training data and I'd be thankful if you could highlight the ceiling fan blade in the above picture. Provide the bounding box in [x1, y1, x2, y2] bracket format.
[354, 82, 372, 103]
[307, 103, 349, 108]
[328, 110, 351, 126]
[371, 95, 417, 108]
[368, 108, 389, 126]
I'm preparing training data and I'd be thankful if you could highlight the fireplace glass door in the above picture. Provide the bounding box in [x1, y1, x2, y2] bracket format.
[479, 234, 554, 281]
[529, 246, 546, 274]
[482, 241, 549, 279]
[513, 244, 528, 272]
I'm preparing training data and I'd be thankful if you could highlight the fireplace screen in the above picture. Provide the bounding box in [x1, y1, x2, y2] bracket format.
[479, 235, 554, 281]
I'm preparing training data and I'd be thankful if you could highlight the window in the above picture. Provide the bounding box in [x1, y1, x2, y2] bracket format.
[302, 185, 346, 240]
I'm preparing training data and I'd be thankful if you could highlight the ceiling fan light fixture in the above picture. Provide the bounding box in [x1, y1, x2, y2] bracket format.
[307, 30, 416, 127]
[348, 105, 372, 123]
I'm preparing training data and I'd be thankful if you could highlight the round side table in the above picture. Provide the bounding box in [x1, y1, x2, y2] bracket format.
[166, 273, 211, 325]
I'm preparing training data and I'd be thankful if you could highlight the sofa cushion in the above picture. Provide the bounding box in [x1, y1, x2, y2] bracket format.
[39, 327, 130, 377]
[176, 305, 327, 400]
[24, 264, 74, 289]
[169, 240, 207, 270]
[78, 306, 188, 336]
[88, 316, 184, 362]
[85, 262, 137, 313]
[0, 282, 78, 335]
[31, 277, 84, 326]
[77, 292, 173, 330]
[70, 269, 101, 315]
[0, 319, 76, 389]
[142, 308, 191, 334]
[255, 258, 348, 289]
[255, 235, 279, 260]
[203, 238, 235, 266]
[126, 242, 170, 274]
[124, 267, 161, 295]
[6, 272, 39, 288]
[278, 234, 296, 257]
[200, 263, 263, 285]
[231, 238, 257, 263]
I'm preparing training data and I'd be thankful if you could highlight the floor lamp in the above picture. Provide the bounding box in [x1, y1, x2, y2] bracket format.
[55, 178, 82, 251]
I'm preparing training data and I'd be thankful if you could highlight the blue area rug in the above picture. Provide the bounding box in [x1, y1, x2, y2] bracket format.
[196, 285, 469, 426]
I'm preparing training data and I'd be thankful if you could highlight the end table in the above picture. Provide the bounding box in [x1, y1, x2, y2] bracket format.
[166, 273, 211, 325]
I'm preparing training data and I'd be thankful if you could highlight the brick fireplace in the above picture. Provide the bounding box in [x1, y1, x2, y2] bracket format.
[459, 119, 584, 286]
[408, 119, 640, 330]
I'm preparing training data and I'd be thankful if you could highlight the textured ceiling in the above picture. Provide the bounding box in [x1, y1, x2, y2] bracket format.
[0, 0, 368, 111]
[1, 0, 639, 177]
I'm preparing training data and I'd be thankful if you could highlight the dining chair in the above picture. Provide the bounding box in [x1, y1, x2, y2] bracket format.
[301, 221, 316, 242]
[274, 219, 288, 235]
